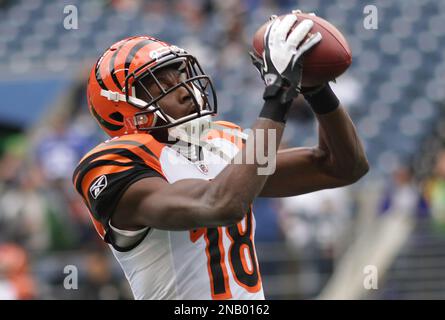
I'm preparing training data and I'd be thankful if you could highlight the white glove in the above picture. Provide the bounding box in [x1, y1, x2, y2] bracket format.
[254, 14, 322, 102]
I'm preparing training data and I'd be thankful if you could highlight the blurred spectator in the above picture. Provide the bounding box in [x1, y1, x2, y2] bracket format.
[29, 115, 101, 250]
[33, 116, 94, 183]
[379, 165, 428, 218]
[0, 134, 26, 189]
[425, 151, 445, 232]
[254, 198, 294, 298]
[0, 163, 51, 252]
[77, 251, 124, 300]
[0, 243, 36, 299]
[174, 0, 209, 31]
[278, 188, 353, 296]
[0, 135, 52, 251]
[279, 188, 352, 252]
[254, 198, 284, 243]
[110, 0, 142, 12]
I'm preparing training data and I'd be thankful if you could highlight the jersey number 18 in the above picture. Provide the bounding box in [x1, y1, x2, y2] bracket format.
[190, 209, 261, 299]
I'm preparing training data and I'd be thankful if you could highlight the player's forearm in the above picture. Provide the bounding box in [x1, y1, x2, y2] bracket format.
[136, 118, 286, 229]
[316, 105, 369, 181]
[303, 84, 368, 182]
[208, 117, 285, 219]
[138, 179, 237, 229]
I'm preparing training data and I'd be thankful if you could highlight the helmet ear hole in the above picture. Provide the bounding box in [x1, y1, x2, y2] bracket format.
[109, 112, 124, 122]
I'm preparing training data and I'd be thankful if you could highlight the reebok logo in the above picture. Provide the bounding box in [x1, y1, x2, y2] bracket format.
[89, 175, 107, 199]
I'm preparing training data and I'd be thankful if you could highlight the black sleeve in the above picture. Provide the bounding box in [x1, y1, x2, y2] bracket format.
[73, 147, 166, 230]
[87, 163, 163, 227]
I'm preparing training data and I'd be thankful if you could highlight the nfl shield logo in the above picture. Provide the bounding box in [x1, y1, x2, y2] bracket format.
[197, 163, 209, 175]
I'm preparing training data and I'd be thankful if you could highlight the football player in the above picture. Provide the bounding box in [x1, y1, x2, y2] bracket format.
[73, 14, 368, 299]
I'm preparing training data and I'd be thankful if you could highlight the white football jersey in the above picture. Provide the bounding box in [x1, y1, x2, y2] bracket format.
[73, 121, 264, 300]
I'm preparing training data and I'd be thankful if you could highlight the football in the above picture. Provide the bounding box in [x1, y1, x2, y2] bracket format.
[252, 12, 352, 86]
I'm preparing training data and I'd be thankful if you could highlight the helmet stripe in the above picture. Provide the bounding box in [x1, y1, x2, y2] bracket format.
[109, 39, 132, 91]
[90, 103, 123, 132]
[124, 39, 156, 78]
[94, 56, 108, 91]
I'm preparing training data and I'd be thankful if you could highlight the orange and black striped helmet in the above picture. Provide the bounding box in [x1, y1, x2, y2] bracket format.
[87, 36, 217, 137]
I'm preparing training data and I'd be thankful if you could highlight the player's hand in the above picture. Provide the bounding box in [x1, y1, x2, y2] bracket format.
[255, 14, 322, 103]
[248, 12, 317, 83]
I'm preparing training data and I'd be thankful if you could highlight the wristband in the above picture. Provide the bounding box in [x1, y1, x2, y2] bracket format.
[259, 96, 292, 123]
[303, 84, 339, 114]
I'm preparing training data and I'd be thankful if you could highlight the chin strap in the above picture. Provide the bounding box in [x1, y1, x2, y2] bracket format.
[100, 89, 145, 106]
[101, 89, 169, 125]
